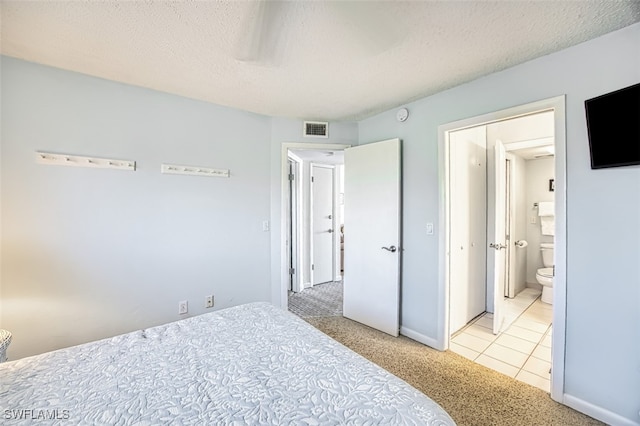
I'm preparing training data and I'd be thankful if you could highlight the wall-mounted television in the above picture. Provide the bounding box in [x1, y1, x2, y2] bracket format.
[585, 82, 640, 169]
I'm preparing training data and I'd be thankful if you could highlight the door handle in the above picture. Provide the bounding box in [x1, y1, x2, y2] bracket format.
[489, 243, 507, 250]
[327, 229, 334, 233]
[381, 245, 397, 252]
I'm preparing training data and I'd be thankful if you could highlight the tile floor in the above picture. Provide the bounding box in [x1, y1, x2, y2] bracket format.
[450, 288, 553, 392]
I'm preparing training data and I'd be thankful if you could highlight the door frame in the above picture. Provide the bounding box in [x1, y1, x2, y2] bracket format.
[437, 96, 566, 402]
[287, 152, 303, 293]
[310, 163, 336, 286]
[491, 139, 507, 335]
[279, 143, 350, 308]
[505, 153, 516, 299]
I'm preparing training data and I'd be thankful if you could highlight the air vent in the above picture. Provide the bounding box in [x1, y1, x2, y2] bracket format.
[303, 121, 329, 138]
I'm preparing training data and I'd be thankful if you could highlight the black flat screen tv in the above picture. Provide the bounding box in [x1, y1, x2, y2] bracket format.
[585, 82, 640, 169]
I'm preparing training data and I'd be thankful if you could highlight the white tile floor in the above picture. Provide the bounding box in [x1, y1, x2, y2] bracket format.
[450, 288, 553, 392]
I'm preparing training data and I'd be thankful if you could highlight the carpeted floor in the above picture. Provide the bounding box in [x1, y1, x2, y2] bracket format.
[288, 280, 343, 318]
[305, 316, 604, 426]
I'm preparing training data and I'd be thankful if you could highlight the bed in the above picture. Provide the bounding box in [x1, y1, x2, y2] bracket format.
[0, 302, 455, 425]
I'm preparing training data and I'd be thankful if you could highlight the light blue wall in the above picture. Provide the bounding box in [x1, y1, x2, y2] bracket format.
[359, 23, 640, 423]
[1, 57, 273, 359]
[1, 22, 638, 423]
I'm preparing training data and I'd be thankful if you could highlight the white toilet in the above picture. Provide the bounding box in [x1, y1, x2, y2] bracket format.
[536, 243, 554, 304]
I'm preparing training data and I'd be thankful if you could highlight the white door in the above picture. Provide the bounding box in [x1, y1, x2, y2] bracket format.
[491, 140, 507, 334]
[311, 165, 334, 285]
[448, 127, 487, 334]
[343, 138, 401, 336]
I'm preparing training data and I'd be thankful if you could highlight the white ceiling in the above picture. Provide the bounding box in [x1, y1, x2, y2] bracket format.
[491, 110, 555, 160]
[290, 148, 345, 165]
[1, 1, 639, 121]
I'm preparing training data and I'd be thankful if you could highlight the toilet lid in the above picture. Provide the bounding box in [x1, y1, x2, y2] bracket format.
[538, 267, 554, 278]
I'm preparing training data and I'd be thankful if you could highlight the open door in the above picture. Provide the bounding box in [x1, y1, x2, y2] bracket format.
[343, 138, 401, 336]
[491, 140, 507, 334]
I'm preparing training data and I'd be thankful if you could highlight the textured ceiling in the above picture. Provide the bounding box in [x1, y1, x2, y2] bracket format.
[1, 1, 639, 121]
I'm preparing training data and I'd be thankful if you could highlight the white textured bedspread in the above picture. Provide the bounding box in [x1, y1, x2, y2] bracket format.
[1, 302, 455, 425]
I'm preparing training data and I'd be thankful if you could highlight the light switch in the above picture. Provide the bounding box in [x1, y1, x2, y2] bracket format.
[530, 216, 537, 224]
[426, 223, 434, 235]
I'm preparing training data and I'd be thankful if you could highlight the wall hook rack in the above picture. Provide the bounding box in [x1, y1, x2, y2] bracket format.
[161, 163, 230, 178]
[36, 152, 136, 171]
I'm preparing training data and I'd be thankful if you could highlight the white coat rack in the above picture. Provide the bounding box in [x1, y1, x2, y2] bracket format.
[161, 164, 230, 178]
[36, 152, 136, 171]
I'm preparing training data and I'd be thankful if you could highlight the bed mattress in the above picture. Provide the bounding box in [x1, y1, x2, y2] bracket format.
[0, 302, 455, 425]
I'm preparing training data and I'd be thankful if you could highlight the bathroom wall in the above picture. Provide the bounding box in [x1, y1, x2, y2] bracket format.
[525, 157, 555, 285]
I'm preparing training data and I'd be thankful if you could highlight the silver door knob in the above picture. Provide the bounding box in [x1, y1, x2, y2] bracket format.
[327, 229, 334, 233]
[489, 243, 507, 250]
[381, 245, 397, 252]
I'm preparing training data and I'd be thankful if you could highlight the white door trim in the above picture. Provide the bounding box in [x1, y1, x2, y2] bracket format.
[437, 96, 566, 403]
[280, 143, 351, 308]
[287, 152, 303, 293]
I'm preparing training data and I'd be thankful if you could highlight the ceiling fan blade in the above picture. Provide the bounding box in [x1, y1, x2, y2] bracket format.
[235, 1, 290, 65]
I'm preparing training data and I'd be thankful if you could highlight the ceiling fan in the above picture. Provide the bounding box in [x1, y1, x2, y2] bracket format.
[234, 1, 404, 66]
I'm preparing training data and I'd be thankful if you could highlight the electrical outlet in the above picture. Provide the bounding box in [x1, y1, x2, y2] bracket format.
[205, 295, 214, 308]
[178, 300, 188, 315]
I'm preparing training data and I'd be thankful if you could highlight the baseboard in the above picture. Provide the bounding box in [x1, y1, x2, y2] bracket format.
[303, 282, 312, 289]
[526, 281, 542, 290]
[399, 326, 442, 351]
[563, 394, 639, 426]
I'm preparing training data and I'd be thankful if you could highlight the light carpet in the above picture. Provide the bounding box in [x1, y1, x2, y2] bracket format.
[305, 316, 604, 426]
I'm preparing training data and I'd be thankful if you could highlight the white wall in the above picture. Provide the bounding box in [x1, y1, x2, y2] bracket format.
[1, 57, 273, 359]
[358, 23, 640, 424]
[525, 157, 555, 284]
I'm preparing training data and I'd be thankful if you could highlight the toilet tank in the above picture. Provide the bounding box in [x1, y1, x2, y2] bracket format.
[540, 243, 554, 267]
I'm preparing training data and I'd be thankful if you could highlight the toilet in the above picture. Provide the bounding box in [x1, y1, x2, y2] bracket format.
[536, 243, 554, 304]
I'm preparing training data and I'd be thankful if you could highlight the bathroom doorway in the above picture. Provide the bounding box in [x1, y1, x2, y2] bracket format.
[438, 96, 566, 402]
